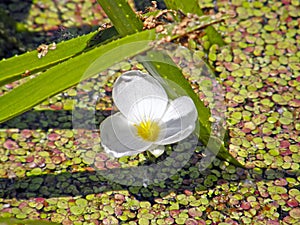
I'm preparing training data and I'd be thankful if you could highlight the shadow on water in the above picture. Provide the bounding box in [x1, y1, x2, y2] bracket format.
[0, 109, 210, 202]
[0, 0, 165, 59]
[0, 157, 228, 202]
[1, 0, 300, 208]
[1, 109, 300, 203]
[133, 0, 166, 11]
[0, 1, 101, 59]
[0, 109, 111, 130]
[1, 158, 299, 203]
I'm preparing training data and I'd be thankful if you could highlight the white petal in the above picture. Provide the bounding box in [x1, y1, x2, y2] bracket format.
[112, 70, 168, 123]
[148, 145, 165, 157]
[129, 96, 169, 124]
[156, 96, 197, 145]
[100, 112, 151, 157]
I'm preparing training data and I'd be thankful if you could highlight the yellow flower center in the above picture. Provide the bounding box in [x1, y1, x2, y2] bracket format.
[134, 120, 160, 142]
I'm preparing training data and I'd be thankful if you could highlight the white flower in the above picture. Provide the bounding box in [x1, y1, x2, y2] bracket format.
[100, 70, 198, 158]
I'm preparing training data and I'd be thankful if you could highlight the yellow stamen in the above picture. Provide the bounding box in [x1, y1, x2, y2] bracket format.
[134, 120, 160, 142]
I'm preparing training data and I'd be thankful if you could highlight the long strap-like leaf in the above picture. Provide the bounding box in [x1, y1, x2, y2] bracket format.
[0, 15, 227, 123]
[97, 0, 143, 36]
[0, 27, 119, 86]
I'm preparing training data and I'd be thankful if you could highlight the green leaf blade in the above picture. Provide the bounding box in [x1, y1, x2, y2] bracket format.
[0, 15, 226, 123]
[0, 29, 156, 123]
[0, 31, 97, 86]
[97, 0, 143, 36]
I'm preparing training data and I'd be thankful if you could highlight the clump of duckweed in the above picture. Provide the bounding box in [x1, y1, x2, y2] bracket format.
[0, 0, 300, 224]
